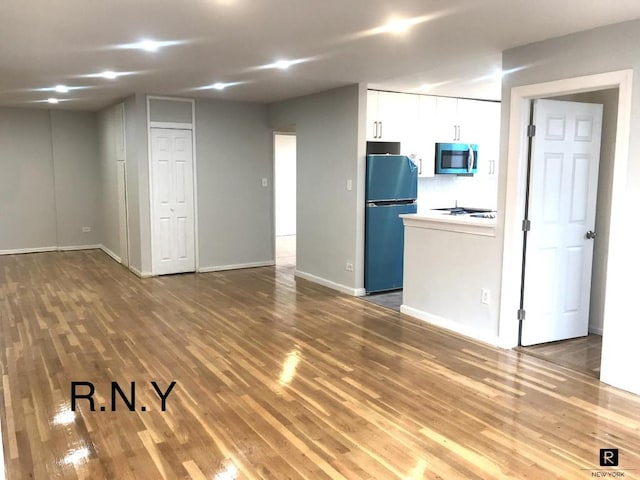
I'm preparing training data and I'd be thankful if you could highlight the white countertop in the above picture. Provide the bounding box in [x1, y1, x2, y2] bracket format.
[400, 210, 497, 236]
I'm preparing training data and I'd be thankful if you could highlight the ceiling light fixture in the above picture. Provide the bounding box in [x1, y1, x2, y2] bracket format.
[140, 39, 161, 52]
[117, 39, 183, 52]
[101, 71, 118, 80]
[258, 58, 308, 70]
[382, 18, 415, 35]
[212, 82, 226, 90]
[274, 60, 293, 70]
[356, 14, 436, 39]
[48, 98, 59, 104]
[55, 85, 69, 93]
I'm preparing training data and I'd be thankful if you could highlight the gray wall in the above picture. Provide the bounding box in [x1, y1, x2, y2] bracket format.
[501, 19, 640, 394]
[550, 89, 619, 335]
[195, 98, 274, 269]
[268, 85, 366, 292]
[97, 106, 120, 256]
[50, 110, 101, 248]
[0, 108, 100, 251]
[123, 95, 142, 271]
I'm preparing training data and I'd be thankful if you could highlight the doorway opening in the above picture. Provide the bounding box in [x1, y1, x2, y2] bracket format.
[498, 70, 633, 390]
[517, 90, 618, 378]
[274, 133, 296, 270]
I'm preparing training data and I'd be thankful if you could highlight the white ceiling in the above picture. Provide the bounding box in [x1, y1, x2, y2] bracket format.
[2, 0, 640, 110]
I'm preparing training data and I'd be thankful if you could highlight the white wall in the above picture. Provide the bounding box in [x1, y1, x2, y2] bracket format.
[195, 98, 274, 270]
[275, 134, 296, 236]
[268, 84, 366, 295]
[500, 19, 640, 394]
[0, 108, 100, 252]
[417, 174, 498, 211]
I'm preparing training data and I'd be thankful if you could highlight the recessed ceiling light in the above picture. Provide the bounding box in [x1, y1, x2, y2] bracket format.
[259, 58, 308, 70]
[55, 85, 69, 93]
[358, 15, 435, 39]
[101, 71, 118, 79]
[48, 98, 59, 104]
[274, 60, 293, 70]
[117, 39, 183, 52]
[139, 39, 161, 52]
[382, 18, 415, 34]
[212, 82, 226, 90]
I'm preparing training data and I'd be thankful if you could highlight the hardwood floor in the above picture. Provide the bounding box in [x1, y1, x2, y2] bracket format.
[522, 334, 603, 378]
[1, 250, 639, 479]
[275, 235, 295, 268]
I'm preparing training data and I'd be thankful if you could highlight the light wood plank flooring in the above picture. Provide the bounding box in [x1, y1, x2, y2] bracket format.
[275, 235, 295, 268]
[1, 250, 639, 479]
[522, 334, 603, 378]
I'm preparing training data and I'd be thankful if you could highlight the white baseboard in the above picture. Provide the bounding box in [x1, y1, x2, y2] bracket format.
[589, 326, 603, 336]
[58, 244, 101, 252]
[0, 245, 101, 256]
[198, 260, 275, 273]
[295, 269, 364, 297]
[0, 246, 57, 256]
[128, 265, 153, 278]
[99, 245, 121, 264]
[400, 304, 500, 347]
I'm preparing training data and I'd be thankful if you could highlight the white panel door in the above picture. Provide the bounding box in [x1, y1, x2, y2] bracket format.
[151, 128, 195, 275]
[521, 99, 603, 346]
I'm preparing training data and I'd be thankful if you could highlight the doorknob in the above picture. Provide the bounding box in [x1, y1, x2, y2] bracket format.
[170, 207, 175, 212]
[586, 230, 597, 239]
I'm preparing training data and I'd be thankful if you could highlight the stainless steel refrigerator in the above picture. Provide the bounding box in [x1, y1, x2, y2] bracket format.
[365, 155, 418, 293]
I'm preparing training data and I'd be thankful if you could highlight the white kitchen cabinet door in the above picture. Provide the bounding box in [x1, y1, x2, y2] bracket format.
[377, 91, 419, 145]
[366, 90, 380, 141]
[434, 96, 459, 142]
[458, 100, 501, 175]
[415, 95, 437, 177]
[367, 90, 420, 145]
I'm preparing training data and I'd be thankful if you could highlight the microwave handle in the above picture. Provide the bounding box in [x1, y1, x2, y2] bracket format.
[468, 144, 475, 173]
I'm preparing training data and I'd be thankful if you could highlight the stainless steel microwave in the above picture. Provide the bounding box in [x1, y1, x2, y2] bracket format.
[435, 143, 478, 175]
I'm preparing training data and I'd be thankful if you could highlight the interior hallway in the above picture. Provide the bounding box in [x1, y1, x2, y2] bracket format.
[0, 250, 639, 479]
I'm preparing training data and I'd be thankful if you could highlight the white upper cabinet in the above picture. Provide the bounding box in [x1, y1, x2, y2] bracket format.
[434, 96, 460, 143]
[414, 95, 437, 177]
[367, 90, 419, 148]
[366, 90, 380, 141]
[366, 90, 500, 177]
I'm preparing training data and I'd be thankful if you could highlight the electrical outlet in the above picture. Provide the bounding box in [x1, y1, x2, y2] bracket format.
[261, 177, 268, 187]
[481, 288, 490, 305]
[82, 226, 91, 233]
[346, 179, 353, 191]
[345, 262, 354, 272]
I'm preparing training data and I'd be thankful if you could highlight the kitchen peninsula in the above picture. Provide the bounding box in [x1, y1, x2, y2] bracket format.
[399, 211, 502, 346]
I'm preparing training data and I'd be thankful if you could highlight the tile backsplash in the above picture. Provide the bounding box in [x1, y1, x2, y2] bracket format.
[417, 174, 498, 212]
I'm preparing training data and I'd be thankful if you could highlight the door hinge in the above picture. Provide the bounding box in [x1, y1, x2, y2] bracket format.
[527, 124, 536, 137]
[517, 309, 526, 321]
[522, 219, 531, 232]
